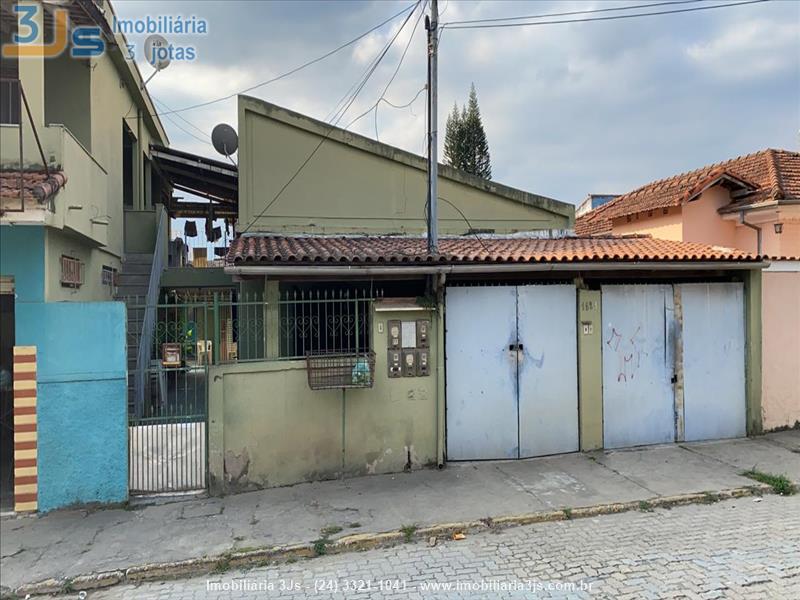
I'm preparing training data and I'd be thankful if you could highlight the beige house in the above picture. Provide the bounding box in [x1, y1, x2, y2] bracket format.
[237, 95, 574, 235]
[576, 149, 800, 430]
[1, 0, 169, 304]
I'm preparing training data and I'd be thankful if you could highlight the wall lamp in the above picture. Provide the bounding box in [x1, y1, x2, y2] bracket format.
[774, 222, 783, 234]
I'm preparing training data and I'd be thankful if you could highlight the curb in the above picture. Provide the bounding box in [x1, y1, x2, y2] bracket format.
[7, 484, 773, 598]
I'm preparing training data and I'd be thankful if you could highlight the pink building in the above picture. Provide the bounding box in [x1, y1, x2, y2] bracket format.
[577, 149, 799, 431]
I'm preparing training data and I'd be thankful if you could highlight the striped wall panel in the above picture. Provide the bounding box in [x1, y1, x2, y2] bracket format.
[13, 346, 37, 513]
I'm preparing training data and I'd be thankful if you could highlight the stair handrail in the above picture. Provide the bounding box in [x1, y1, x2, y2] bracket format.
[134, 205, 168, 416]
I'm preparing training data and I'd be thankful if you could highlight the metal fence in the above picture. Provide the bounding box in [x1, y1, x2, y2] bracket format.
[124, 288, 378, 495]
[124, 288, 377, 367]
[128, 365, 208, 494]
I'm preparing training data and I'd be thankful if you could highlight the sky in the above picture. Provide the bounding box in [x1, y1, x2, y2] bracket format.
[114, 0, 799, 206]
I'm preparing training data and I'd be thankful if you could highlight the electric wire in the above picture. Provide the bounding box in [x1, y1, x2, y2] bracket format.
[125, 1, 418, 120]
[442, 0, 769, 30]
[443, 0, 703, 26]
[239, 3, 421, 234]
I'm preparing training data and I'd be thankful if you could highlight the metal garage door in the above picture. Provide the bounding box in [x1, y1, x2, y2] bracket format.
[681, 283, 746, 441]
[602, 285, 676, 449]
[445, 285, 578, 460]
[517, 285, 579, 457]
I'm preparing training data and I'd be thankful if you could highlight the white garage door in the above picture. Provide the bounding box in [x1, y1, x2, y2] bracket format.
[602, 285, 676, 449]
[445, 285, 578, 460]
[681, 282, 746, 441]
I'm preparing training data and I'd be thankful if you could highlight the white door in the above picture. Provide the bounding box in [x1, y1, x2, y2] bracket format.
[446, 286, 519, 460]
[517, 285, 579, 457]
[445, 285, 579, 460]
[681, 283, 746, 441]
[602, 285, 676, 448]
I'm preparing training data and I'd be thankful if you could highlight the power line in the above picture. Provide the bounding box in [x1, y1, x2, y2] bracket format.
[325, 3, 421, 124]
[126, 2, 417, 121]
[374, 1, 427, 140]
[443, 0, 702, 26]
[438, 196, 491, 254]
[152, 98, 211, 146]
[340, 3, 427, 136]
[343, 84, 426, 132]
[240, 3, 421, 234]
[443, 0, 769, 30]
[325, 0, 425, 126]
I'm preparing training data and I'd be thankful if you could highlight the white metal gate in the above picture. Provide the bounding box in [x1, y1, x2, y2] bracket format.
[681, 282, 746, 441]
[602, 283, 746, 448]
[445, 285, 578, 460]
[602, 285, 676, 449]
[518, 285, 579, 457]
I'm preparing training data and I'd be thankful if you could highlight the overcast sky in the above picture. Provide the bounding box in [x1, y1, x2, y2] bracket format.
[115, 0, 799, 205]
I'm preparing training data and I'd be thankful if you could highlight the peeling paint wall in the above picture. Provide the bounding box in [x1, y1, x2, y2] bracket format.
[208, 307, 438, 492]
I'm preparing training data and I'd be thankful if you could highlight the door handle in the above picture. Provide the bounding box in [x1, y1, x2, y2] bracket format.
[508, 343, 524, 351]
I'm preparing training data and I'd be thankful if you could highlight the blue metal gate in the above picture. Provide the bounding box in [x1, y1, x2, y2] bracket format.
[601, 285, 676, 449]
[681, 282, 746, 441]
[445, 285, 579, 460]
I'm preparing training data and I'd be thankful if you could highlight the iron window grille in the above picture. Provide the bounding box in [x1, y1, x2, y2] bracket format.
[306, 350, 376, 390]
[60, 255, 84, 288]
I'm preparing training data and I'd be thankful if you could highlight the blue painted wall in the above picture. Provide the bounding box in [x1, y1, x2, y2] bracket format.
[0, 224, 45, 304]
[17, 302, 128, 512]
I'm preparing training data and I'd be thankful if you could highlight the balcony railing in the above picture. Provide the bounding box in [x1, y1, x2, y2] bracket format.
[0, 78, 51, 214]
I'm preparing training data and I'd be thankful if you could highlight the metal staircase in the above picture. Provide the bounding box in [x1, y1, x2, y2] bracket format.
[116, 207, 167, 414]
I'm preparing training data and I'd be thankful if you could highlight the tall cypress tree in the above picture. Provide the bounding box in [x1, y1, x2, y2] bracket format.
[443, 103, 464, 170]
[443, 84, 492, 180]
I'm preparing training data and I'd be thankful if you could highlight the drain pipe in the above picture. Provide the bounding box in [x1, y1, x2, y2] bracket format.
[739, 211, 762, 255]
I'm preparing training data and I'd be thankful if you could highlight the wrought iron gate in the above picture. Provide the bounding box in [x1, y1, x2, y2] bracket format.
[128, 363, 208, 494]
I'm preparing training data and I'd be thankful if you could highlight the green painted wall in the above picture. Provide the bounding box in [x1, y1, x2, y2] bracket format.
[208, 306, 438, 492]
[577, 288, 603, 450]
[237, 96, 573, 235]
[45, 53, 92, 151]
[44, 228, 120, 302]
[0, 3, 168, 310]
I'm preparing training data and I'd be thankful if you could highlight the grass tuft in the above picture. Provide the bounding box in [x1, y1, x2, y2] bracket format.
[742, 469, 796, 495]
[400, 524, 418, 542]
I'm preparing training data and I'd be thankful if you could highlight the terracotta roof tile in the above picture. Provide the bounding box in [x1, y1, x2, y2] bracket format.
[575, 149, 800, 235]
[227, 235, 757, 266]
[0, 170, 67, 203]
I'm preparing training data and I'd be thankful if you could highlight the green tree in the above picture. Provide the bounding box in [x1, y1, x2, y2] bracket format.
[443, 84, 492, 179]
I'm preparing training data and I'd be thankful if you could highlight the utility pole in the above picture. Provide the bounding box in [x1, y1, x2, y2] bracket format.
[426, 0, 439, 254]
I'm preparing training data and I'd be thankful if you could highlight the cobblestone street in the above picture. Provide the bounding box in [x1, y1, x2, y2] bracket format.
[93, 494, 799, 599]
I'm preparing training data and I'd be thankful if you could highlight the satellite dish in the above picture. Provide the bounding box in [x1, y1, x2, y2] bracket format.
[212, 124, 239, 157]
[144, 35, 171, 71]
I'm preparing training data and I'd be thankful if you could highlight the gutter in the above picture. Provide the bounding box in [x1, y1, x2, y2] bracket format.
[225, 260, 769, 277]
[739, 211, 763, 255]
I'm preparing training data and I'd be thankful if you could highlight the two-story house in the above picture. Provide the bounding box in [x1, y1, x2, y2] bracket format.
[0, 0, 169, 512]
[575, 149, 800, 431]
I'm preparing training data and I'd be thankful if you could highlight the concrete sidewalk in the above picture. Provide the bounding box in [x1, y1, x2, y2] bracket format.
[1, 431, 798, 594]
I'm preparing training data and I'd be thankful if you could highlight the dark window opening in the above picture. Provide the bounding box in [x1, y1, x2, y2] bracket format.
[123, 123, 136, 207]
[0, 11, 20, 124]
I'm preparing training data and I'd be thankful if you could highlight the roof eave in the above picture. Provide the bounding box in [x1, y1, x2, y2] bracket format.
[225, 259, 767, 277]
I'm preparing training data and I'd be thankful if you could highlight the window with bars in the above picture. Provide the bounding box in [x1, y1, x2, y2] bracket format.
[101, 265, 118, 287]
[60, 255, 84, 288]
[278, 287, 376, 359]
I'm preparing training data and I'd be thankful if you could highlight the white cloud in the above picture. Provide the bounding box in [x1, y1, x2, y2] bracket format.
[116, 0, 798, 204]
[687, 19, 800, 80]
